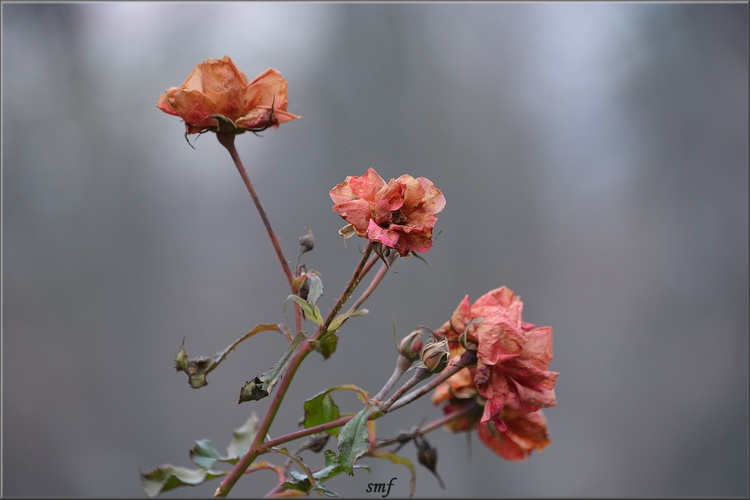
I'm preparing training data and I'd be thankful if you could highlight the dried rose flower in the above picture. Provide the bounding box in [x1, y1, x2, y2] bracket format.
[431, 286, 558, 460]
[435, 286, 558, 423]
[329, 168, 445, 256]
[156, 55, 300, 135]
[437, 397, 553, 461]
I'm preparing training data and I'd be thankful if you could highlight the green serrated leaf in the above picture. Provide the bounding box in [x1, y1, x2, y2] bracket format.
[140, 464, 224, 497]
[337, 406, 378, 475]
[328, 308, 369, 333]
[286, 295, 324, 326]
[282, 450, 367, 495]
[188, 414, 259, 471]
[189, 439, 225, 469]
[315, 333, 338, 359]
[306, 272, 324, 307]
[303, 392, 341, 437]
[310, 482, 339, 497]
[227, 413, 259, 459]
[322, 448, 337, 467]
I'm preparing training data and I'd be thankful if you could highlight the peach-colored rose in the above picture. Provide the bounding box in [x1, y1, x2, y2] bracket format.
[329, 168, 445, 256]
[156, 55, 300, 135]
[434, 287, 558, 423]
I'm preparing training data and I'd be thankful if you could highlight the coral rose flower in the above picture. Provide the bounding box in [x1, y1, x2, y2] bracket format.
[432, 286, 558, 456]
[329, 168, 445, 256]
[435, 286, 558, 423]
[156, 55, 300, 135]
[432, 364, 553, 461]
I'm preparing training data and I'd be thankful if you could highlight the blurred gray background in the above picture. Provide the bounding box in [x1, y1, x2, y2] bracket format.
[2, 2, 748, 498]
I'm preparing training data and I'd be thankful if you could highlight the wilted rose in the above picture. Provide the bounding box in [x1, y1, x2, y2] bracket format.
[431, 286, 558, 460]
[435, 287, 558, 423]
[156, 55, 300, 135]
[329, 168, 445, 256]
[432, 358, 553, 461]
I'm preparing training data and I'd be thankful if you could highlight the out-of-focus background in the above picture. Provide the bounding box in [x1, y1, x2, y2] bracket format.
[2, 2, 748, 498]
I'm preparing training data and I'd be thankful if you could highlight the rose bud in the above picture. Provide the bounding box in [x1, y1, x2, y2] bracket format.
[414, 434, 446, 489]
[398, 330, 424, 361]
[421, 338, 450, 374]
[298, 226, 315, 254]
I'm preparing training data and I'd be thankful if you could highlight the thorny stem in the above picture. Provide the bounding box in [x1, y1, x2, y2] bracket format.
[251, 350, 475, 497]
[217, 133, 295, 290]
[260, 387, 477, 455]
[314, 242, 374, 341]
[215, 243, 375, 498]
[262, 396, 477, 497]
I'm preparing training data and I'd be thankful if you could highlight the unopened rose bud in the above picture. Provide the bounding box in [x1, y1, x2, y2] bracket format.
[298, 226, 315, 254]
[414, 434, 445, 489]
[398, 330, 424, 361]
[298, 276, 310, 302]
[305, 433, 330, 453]
[421, 339, 449, 373]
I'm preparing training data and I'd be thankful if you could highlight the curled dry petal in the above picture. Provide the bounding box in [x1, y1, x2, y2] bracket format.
[477, 409, 552, 461]
[330, 168, 445, 256]
[156, 55, 300, 135]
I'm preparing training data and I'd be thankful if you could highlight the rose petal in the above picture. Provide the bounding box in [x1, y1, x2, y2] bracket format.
[366, 219, 400, 248]
[332, 200, 373, 235]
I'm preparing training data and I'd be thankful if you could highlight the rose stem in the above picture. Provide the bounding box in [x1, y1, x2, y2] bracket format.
[217, 132, 295, 290]
[214, 243, 374, 497]
[387, 349, 477, 412]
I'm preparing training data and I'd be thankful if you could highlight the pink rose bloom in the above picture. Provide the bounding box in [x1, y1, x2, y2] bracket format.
[329, 168, 445, 256]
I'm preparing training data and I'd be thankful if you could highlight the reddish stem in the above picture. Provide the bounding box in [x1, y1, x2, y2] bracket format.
[217, 133, 295, 290]
[214, 243, 374, 497]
